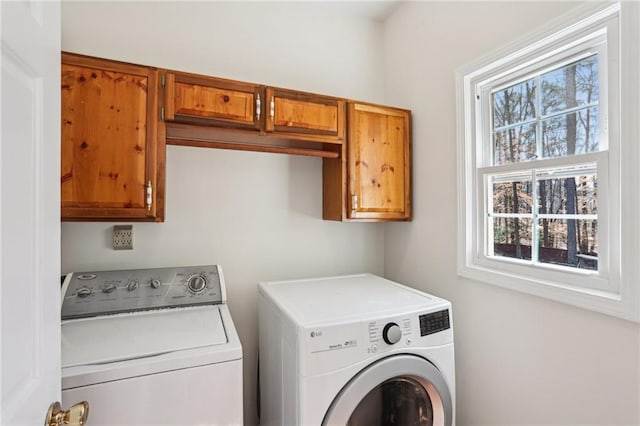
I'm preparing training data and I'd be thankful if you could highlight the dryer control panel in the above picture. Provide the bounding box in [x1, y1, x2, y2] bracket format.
[61, 265, 225, 320]
[302, 305, 453, 377]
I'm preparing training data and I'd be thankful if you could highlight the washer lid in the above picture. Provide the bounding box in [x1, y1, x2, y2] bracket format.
[62, 305, 227, 368]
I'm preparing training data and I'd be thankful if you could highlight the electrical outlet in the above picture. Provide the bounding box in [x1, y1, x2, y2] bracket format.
[113, 225, 133, 250]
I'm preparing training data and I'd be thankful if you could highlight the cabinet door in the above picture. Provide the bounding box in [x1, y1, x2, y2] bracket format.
[164, 72, 262, 131]
[61, 53, 163, 221]
[347, 103, 411, 221]
[265, 87, 345, 143]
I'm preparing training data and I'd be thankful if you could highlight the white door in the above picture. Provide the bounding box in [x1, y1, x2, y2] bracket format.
[0, 1, 62, 425]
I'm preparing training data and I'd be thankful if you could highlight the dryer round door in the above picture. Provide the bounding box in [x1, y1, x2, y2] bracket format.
[322, 354, 452, 426]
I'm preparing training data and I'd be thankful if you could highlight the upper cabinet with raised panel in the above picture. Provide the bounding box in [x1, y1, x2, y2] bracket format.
[323, 102, 411, 222]
[265, 87, 344, 143]
[61, 53, 164, 221]
[163, 72, 262, 131]
[161, 71, 345, 158]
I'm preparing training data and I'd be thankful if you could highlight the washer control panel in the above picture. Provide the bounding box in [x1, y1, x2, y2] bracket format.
[61, 265, 224, 320]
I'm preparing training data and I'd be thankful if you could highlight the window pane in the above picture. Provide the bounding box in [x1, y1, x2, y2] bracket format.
[493, 78, 536, 129]
[493, 123, 536, 164]
[492, 218, 532, 260]
[492, 180, 532, 214]
[538, 219, 597, 270]
[541, 55, 598, 116]
[537, 174, 597, 215]
[542, 107, 599, 158]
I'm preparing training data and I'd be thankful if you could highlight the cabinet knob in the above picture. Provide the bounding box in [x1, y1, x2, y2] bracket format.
[351, 194, 358, 211]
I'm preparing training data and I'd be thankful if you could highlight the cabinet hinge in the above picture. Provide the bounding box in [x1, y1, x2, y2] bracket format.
[161, 73, 166, 88]
[161, 106, 165, 121]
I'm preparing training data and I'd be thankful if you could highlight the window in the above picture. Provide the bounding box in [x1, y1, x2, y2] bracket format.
[457, 3, 640, 321]
[488, 54, 602, 274]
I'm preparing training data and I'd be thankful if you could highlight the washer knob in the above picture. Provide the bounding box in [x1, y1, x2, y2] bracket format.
[187, 274, 207, 294]
[382, 322, 402, 345]
[149, 279, 161, 289]
[127, 280, 139, 291]
[102, 283, 117, 294]
[77, 287, 92, 298]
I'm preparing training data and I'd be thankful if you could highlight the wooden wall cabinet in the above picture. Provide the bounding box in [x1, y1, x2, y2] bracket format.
[61, 53, 164, 221]
[163, 72, 262, 131]
[264, 87, 344, 143]
[60, 52, 410, 223]
[162, 71, 344, 158]
[323, 102, 411, 221]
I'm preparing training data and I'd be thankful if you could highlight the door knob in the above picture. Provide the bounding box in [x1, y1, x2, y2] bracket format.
[45, 401, 89, 426]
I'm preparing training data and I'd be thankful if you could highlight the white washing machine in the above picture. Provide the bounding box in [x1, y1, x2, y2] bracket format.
[61, 265, 243, 426]
[259, 273, 455, 426]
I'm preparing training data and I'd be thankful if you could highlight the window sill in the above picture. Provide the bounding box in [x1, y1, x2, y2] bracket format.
[457, 261, 637, 322]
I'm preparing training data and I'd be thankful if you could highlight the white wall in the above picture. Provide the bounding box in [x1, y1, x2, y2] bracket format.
[61, 2, 386, 424]
[383, 2, 640, 425]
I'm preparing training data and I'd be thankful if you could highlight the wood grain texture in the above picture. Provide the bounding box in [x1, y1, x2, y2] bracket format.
[164, 71, 262, 131]
[347, 102, 411, 221]
[166, 122, 339, 158]
[174, 82, 254, 122]
[266, 87, 345, 141]
[322, 143, 347, 220]
[61, 52, 162, 221]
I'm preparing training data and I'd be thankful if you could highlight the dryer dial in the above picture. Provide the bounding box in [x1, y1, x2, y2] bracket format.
[382, 322, 402, 345]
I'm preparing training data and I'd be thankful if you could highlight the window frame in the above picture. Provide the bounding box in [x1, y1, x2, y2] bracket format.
[456, 2, 640, 322]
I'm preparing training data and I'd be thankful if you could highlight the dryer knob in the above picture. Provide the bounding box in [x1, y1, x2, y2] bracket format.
[383, 322, 402, 345]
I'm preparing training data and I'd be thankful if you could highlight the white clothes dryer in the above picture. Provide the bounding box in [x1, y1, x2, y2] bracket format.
[61, 265, 243, 426]
[258, 273, 455, 426]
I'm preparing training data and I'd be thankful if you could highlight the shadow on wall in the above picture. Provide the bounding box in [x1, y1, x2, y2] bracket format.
[288, 155, 323, 219]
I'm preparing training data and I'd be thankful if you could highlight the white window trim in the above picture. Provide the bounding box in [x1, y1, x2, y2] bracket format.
[455, 2, 640, 322]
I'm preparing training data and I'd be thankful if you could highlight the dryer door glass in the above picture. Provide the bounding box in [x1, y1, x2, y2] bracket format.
[322, 355, 452, 426]
[347, 377, 433, 426]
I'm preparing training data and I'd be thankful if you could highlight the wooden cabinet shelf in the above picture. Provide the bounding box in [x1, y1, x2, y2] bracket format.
[165, 122, 340, 159]
[61, 52, 164, 222]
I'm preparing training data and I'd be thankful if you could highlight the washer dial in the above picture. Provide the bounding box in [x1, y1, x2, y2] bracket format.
[187, 274, 208, 294]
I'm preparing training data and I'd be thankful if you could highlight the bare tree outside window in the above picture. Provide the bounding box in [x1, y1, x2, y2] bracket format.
[490, 55, 599, 270]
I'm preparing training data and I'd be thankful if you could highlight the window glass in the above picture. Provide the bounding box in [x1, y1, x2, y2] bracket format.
[492, 218, 533, 261]
[541, 108, 599, 157]
[493, 124, 537, 164]
[488, 167, 597, 269]
[538, 219, 598, 270]
[493, 78, 536, 128]
[492, 179, 533, 214]
[541, 55, 599, 116]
